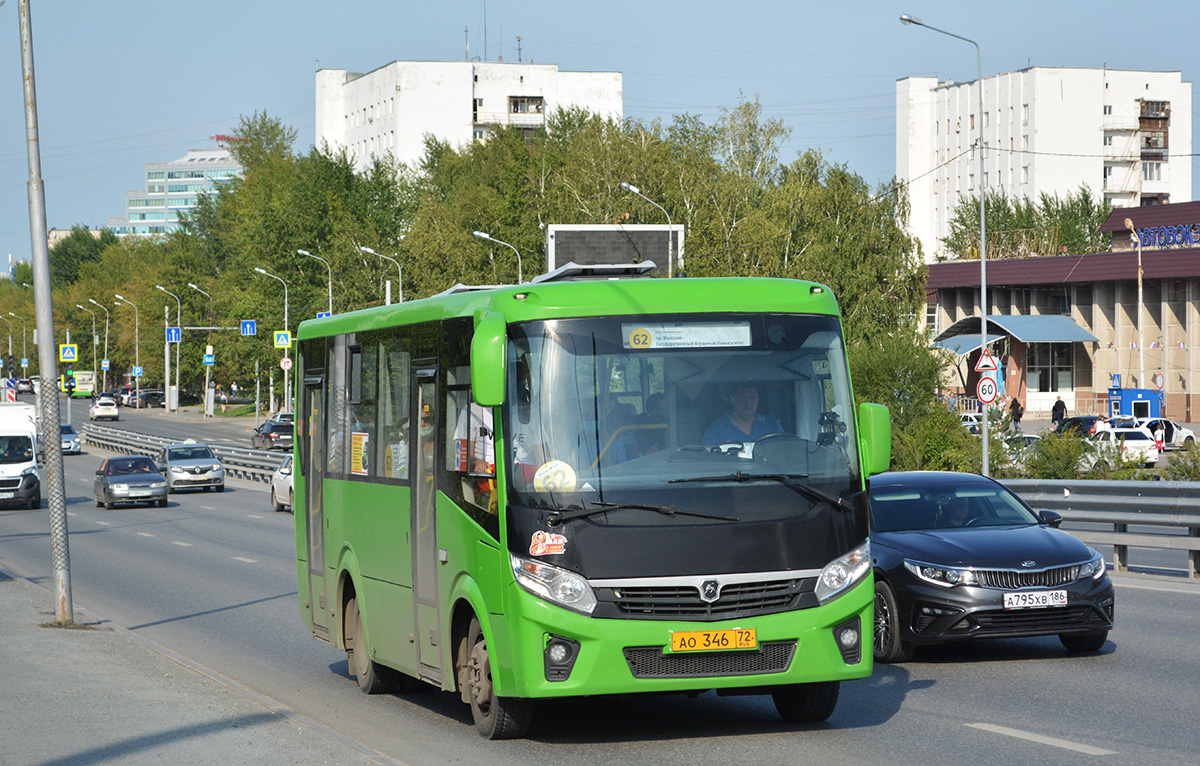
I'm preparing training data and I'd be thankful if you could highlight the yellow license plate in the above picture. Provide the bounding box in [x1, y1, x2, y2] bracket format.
[670, 628, 757, 652]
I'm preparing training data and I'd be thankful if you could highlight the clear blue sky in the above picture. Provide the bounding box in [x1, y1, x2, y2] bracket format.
[2, 0, 1198, 264]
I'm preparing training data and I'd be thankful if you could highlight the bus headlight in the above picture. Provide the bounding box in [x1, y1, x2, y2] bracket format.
[510, 554, 597, 615]
[814, 541, 871, 604]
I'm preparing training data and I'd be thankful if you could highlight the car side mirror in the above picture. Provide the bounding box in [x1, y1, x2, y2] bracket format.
[282, 467, 292, 476]
[1038, 510, 1063, 527]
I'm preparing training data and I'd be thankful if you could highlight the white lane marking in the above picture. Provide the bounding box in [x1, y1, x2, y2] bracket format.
[231, 556, 258, 563]
[247, 514, 264, 519]
[967, 723, 1116, 755]
[1116, 581, 1200, 595]
[172, 541, 192, 547]
[68, 512, 77, 517]
[96, 521, 111, 526]
[136, 532, 155, 538]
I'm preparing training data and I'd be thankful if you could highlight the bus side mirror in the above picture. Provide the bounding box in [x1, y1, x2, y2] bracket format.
[471, 312, 507, 407]
[857, 402, 891, 478]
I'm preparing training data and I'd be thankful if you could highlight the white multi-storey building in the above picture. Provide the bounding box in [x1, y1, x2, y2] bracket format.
[897, 67, 1192, 262]
[107, 148, 240, 236]
[316, 60, 623, 172]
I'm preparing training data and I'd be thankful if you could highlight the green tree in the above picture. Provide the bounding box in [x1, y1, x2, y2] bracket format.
[48, 225, 118, 288]
[942, 185, 1111, 260]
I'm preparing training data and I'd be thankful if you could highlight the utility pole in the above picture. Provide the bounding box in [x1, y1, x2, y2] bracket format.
[20, 0, 72, 624]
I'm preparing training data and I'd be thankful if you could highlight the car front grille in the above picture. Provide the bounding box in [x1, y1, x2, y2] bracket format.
[597, 577, 817, 621]
[973, 565, 1083, 590]
[623, 641, 796, 678]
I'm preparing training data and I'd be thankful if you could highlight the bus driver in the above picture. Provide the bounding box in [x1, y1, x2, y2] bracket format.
[702, 384, 783, 444]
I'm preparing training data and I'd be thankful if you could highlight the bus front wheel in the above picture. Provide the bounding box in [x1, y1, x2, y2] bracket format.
[465, 616, 532, 739]
[772, 681, 840, 723]
[346, 597, 394, 694]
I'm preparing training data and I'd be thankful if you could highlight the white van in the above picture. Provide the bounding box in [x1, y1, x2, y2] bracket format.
[0, 402, 41, 509]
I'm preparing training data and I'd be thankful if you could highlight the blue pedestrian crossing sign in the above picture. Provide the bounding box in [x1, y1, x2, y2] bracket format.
[166, 327, 182, 343]
[132, 366, 144, 377]
[101, 359, 109, 371]
[241, 320, 257, 336]
[274, 331, 291, 349]
[203, 354, 215, 366]
[317, 311, 332, 319]
[59, 344, 78, 362]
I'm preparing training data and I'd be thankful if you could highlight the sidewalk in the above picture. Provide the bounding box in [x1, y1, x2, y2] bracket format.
[0, 569, 379, 766]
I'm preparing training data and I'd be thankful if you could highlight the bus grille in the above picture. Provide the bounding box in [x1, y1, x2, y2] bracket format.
[623, 641, 796, 678]
[973, 565, 1082, 590]
[601, 578, 816, 621]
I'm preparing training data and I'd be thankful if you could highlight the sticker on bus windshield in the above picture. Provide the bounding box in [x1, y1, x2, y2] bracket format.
[532, 460, 577, 492]
[622, 321, 752, 350]
[530, 530, 568, 556]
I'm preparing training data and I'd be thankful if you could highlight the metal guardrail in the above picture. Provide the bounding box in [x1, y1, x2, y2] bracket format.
[79, 423, 285, 483]
[1002, 479, 1200, 579]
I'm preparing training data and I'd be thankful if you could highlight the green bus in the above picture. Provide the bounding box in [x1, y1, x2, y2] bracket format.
[294, 265, 891, 739]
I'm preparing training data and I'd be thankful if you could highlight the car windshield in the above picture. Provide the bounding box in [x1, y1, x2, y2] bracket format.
[108, 458, 156, 475]
[168, 446, 215, 461]
[503, 312, 860, 524]
[871, 483, 1041, 532]
[60, 425, 76, 435]
[0, 436, 33, 464]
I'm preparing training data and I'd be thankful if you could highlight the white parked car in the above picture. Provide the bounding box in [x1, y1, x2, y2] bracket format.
[1137, 417, 1196, 450]
[1089, 426, 1161, 468]
[89, 397, 119, 421]
[270, 454, 294, 512]
[959, 413, 982, 434]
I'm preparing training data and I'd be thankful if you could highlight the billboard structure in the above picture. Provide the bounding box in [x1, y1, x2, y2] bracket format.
[545, 224, 685, 277]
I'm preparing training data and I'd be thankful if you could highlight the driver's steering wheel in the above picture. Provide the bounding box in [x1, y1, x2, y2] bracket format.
[708, 440, 746, 455]
[963, 517, 987, 527]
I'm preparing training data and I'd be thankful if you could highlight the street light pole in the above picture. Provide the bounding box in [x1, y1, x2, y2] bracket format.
[156, 285, 182, 411]
[298, 249, 333, 315]
[359, 246, 404, 303]
[114, 294, 140, 406]
[187, 283, 214, 416]
[901, 12, 989, 475]
[88, 298, 110, 391]
[9, 312, 27, 374]
[254, 267, 291, 412]
[470, 232, 523, 284]
[75, 304, 97, 385]
[619, 182, 675, 278]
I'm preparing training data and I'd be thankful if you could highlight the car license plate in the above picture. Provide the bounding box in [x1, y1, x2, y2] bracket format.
[0, 492, 13, 500]
[1003, 590, 1067, 609]
[129, 490, 152, 497]
[670, 628, 757, 652]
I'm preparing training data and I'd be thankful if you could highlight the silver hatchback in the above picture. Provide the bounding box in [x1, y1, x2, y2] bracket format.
[155, 443, 225, 493]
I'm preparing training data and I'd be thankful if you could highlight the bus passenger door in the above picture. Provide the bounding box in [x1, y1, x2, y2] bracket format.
[412, 370, 442, 682]
[304, 379, 330, 639]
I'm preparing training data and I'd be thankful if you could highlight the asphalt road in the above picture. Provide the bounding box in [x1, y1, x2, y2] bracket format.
[1, 434, 1198, 764]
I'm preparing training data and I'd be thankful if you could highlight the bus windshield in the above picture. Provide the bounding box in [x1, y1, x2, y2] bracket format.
[504, 313, 860, 525]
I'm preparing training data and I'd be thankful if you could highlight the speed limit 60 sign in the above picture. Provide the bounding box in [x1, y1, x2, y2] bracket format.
[976, 376, 998, 404]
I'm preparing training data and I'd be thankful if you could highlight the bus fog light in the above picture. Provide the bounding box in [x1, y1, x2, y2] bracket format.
[833, 617, 862, 665]
[838, 627, 858, 648]
[544, 635, 580, 682]
[548, 642, 569, 663]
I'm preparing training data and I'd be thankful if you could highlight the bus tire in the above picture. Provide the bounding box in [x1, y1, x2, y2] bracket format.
[465, 616, 532, 739]
[346, 596, 394, 694]
[772, 681, 840, 723]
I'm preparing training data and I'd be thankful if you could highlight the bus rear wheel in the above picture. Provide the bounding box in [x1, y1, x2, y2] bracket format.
[346, 597, 394, 694]
[465, 616, 531, 739]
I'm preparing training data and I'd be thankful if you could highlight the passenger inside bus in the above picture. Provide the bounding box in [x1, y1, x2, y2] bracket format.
[701, 384, 784, 444]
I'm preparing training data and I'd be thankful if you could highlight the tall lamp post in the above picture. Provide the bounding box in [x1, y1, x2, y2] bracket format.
[88, 298, 110, 391]
[901, 13, 990, 475]
[470, 232, 523, 284]
[8, 312, 27, 375]
[254, 267, 291, 412]
[619, 182, 675, 278]
[114, 294, 140, 406]
[156, 285, 182, 411]
[74, 304, 97, 385]
[1125, 217, 1144, 388]
[187, 283, 214, 414]
[298, 249, 333, 315]
[359, 246, 404, 303]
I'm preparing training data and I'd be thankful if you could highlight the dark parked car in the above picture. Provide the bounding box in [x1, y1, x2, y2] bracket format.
[1056, 415, 1102, 436]
[155, 443, 225, 493]
[253, 421, 293, 451]
[93, 455, 168, 508]
[135, 390, 165, 408]
[869, 471, 1114, 663]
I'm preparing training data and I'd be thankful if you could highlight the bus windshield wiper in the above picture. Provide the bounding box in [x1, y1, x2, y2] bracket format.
[547, 500, 737, 526]
[670, 472, 853, 512]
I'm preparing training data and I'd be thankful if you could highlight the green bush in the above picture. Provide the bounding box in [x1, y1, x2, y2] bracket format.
[1161, 442, 1200, 481]
[1025, 431, 1088, 479]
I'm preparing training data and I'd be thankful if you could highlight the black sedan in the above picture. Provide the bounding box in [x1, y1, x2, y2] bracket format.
[869, 471, 1114, 662]
[252, 421, 293, 451]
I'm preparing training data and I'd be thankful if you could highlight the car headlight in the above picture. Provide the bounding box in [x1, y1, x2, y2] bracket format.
[149, 482, 167, 489]
[510, 554, 597, 615]
[815, 541, 871, 604]
[21, 465, 38, 476]
[1079, 550, 1106, 580]
[169, 466, 186, 473]
[903, 559, 979, 587]
[111, 483, 129, 491]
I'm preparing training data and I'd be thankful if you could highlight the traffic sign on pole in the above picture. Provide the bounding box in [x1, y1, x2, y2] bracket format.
[274, 331, 291, 349]
[203, 354, 215, 366]
[974, 349, 998, 372]
[101, 359, 110, 371]
[59, 343, 78, 363]
[166, 327, 181, 343]
[241, 320, 257, 336]
[132, 365, 144, 377]
[280, 357, 293, 371]
[976, 376, 998, 404]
